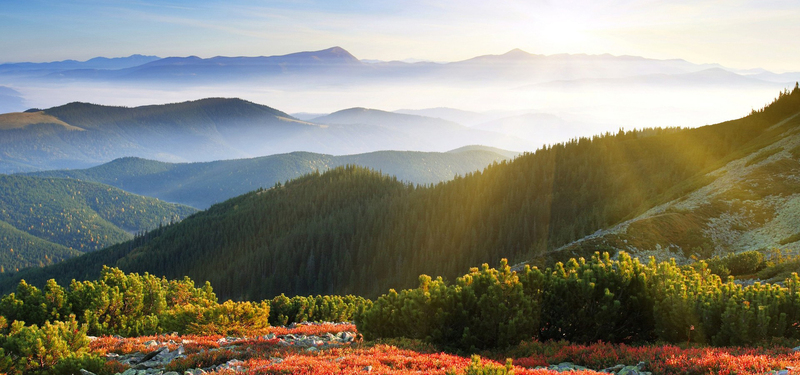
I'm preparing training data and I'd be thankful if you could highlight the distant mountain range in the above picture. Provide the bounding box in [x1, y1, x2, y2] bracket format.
[30, 147, 515, 209]
[0, 55, 160, 77]
[1, 47, 795, 88]
[0, 98, 529, 173]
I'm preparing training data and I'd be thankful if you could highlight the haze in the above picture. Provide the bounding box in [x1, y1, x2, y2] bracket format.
[1, 0, 798, 153]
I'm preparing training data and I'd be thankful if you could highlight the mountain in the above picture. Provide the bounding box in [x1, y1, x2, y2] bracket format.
[0, 55, 160, 76]
[0, 98, 530, 174]
[393, 108, 489, 126]
[447, 145, 521, 159]
[311, 108, 530, 151]
[471, 113, 581, 146]
[6, 87, 797, 300]
[290, 112, 329, 121]
[0, 175, 196, 272]
[30, 148, 512, 209]
[46, 47, 362, 82]
[1, 47, 778, 88]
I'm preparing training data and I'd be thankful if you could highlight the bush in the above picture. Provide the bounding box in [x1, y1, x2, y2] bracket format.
[360, 252, 800, 349]
[269, 294, 371, 326]
[0, 315, 90, 375]
[358, 259, 542, 351]
[447, 355, 514, 375]
[162, 300, 270, 336]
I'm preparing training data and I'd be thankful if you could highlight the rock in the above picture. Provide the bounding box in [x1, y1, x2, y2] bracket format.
[144, 340, 159, 347]
[305, 346, 319, 352]
[363, 365, 373, 372]
[138, 347, 166, 363]
[164, 373, 180, 375]
[80, 370, 97, 375]
[122, 369, 138, 375]
[601, 364, 625, 373]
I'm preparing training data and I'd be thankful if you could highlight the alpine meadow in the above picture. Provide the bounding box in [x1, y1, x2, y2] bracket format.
[1, 1, 800, 374]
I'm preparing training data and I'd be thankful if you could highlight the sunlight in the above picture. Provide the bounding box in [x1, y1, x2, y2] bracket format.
[536, 13, 589, 48]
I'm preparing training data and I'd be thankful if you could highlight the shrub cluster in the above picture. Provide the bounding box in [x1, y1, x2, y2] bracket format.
[0, 267, 369, 374]
[357, 252, 800, 350]
[0, 266, 270, 337]
[704, 250, 766, 278]
[268, 294, 372, 326]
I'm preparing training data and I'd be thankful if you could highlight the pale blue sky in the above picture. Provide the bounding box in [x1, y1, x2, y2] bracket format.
[1, 0, 799, 71]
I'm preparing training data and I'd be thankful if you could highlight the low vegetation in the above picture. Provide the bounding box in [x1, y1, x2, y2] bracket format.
[0, 251, 798, 373]
[358, 252, 800, 350]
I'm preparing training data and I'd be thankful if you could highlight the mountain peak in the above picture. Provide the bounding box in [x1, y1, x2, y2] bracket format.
[502, 48, 531, 57]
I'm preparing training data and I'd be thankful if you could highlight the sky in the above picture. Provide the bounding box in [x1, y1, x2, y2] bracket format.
[1, 0, 799, 72]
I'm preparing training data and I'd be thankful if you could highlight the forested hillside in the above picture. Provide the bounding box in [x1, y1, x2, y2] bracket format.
[4, 86, 798, 300]
[30, 148, 511, 208]
[0, 175, 196, 271]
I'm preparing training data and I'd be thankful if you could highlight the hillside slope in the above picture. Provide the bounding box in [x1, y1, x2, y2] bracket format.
[5, 87, 799, 300]
[0, 98, 530, 173]
[31, 149, 511, 208]
[0, 175, 196, 271]
[549, 112, 800, 264]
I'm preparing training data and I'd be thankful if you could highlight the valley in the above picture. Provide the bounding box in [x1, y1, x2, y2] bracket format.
[1, 4, 800, 372]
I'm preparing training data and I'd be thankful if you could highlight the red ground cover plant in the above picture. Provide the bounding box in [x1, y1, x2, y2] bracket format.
[83, 325, 800, 375]
[508, 341, 800, 375]
[268, 323, 356, 336]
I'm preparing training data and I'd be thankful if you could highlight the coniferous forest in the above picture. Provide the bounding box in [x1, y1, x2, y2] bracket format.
[3, 86, 799, 302]
[3, 2, 800, 373]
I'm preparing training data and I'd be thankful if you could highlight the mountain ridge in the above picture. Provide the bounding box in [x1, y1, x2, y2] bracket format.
[29, 148, 513, 208]
[0, 97, 534, 173]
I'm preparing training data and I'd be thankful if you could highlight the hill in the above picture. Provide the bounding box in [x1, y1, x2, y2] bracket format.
[31, 149, 511, 209]
[394, 107, 488, 126]
[0, 175, 196, 271]
[311, 108, 530, 151]
[548, 113, 800, 265]
[4, 87, 799, 300]
[470, 113, 583, 146]
[0, 98, 530, 174]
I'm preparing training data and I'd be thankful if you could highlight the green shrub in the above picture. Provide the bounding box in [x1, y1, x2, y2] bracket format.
[269, 294, 372, 326]
[162, 300, 270, 336]
[0, 315, 89, 375]
[447, 355, 514, 375]
[358, 259, 542, 351]
[360, 252, 800, 349]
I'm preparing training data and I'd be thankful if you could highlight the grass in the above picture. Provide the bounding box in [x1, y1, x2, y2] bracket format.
[779, 232, 800, 246]
[791, 144, 800, 159]
[745, 147, 784, 167]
